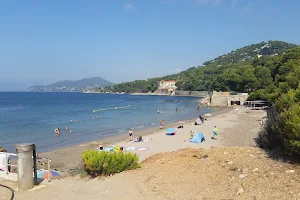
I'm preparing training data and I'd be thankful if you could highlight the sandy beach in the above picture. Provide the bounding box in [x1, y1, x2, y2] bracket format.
[5, 106, 296, 200]
[37, 107, 230, 174]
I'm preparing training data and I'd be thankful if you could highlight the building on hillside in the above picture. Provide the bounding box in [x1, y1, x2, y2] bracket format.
[210, 91, 248, 106]
[157, 80, 177, 95]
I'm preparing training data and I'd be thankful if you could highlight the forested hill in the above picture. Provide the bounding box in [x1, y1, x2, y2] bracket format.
[29, 77, 113, 92]
[203, 40, 297, 66]
[101, 40, 298, 93]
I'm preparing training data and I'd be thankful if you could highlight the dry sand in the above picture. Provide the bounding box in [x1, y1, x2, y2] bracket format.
[4, 106, 290, 200]
[38, 107, 231, 174]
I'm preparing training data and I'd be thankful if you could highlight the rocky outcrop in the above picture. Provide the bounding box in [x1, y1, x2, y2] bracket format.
[198, 95, 211, 107]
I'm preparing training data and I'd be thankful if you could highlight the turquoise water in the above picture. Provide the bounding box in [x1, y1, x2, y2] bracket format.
[0, 92, 215, 152]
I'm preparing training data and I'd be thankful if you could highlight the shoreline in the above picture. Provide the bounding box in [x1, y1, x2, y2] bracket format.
[39, 106, 232, 174]
[83, 91, 207, 98]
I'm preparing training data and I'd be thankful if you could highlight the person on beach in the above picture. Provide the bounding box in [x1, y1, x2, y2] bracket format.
[66, 126, 68, 131]
[190, 131, 195, 139]
[69, 129, 72, 134]
[199, 115, 205, 124]
[128, 129, 133, 141]
[160, 120, 165, 129]
[98, 143, 103, 150]
[211, 126, 218, 139]
[0, 147, 10, 172]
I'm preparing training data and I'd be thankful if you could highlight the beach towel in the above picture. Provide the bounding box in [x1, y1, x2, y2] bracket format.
[189, 132, 205, 143]
[137, 147, 148, 151]
[98, 147, 113, 152]
[132, 138, 148, 142]
[113, 146, 121, 152]
[195, 119, 202, 125]
[126, 147, 136, 151]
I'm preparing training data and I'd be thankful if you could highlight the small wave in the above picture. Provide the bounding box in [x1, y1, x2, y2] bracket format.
[131, 125, 144, 130]
[0, 106, 26, 112]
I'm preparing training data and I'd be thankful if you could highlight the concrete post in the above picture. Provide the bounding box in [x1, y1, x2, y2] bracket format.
[15, 143, 36, 191]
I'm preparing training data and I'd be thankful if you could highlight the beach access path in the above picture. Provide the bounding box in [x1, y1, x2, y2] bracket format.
[2, 106, 268, 200]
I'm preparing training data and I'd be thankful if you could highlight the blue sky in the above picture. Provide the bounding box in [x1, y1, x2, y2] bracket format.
[0, 0, 299, 90]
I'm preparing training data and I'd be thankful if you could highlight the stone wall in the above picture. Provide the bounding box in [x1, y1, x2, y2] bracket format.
[175, 91, 209, 97]
[211, 93, 248, 107]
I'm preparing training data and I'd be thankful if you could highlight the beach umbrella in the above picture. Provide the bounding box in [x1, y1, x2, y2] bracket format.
[166, 128, 176, 134]
[37, 170, 61, 179]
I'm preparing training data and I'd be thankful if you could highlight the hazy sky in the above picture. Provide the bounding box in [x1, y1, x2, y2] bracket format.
[0, 0, 300, 90]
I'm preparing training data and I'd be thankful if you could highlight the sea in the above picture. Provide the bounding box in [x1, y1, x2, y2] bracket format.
[0, 92, 217, 152]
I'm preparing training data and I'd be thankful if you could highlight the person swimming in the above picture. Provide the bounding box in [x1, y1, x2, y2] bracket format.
[55, 128, 60, 135]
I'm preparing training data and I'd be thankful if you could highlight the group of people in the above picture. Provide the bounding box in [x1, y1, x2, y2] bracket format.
[97, 143, 125, 152]
[176, 107, 184, 112]
[55, 126, 72, 136]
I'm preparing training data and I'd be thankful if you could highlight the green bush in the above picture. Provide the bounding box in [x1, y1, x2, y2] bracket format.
[82, 150, 140, 176]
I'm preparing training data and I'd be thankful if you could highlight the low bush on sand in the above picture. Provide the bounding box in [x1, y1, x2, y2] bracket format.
[82, 150, 140, 176]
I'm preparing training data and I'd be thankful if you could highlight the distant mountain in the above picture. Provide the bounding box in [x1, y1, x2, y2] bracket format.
[203, 40, 298, 66]
[28, 77, 113, 92]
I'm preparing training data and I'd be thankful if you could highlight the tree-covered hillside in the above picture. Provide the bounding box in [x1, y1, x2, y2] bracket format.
[203, 40, 297, 66]
[248, 47, 300, 155]
[101, 40, 297, 93]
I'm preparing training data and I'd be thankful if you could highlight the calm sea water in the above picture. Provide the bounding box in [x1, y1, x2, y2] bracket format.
[0, 92, 216, 152]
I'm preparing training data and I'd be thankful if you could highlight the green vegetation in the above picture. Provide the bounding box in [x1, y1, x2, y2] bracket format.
[82, 150, 140, 176]
[251, 47, 300, 155]
[99, 40, 297, 93]
[97, 40, 300, 156]
[203, 40, 297, 66]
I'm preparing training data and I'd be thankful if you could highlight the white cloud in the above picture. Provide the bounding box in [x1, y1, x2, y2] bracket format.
[124, 3, 135, 10]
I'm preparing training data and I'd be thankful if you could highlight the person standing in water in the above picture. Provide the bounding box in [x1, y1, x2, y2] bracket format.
[128, 129, 133, 141]
[55, 128, 60, 136]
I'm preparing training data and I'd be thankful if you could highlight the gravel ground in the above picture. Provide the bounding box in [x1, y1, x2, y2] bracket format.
[222, 109, 266, 147]
[139, 147, 300, 200]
